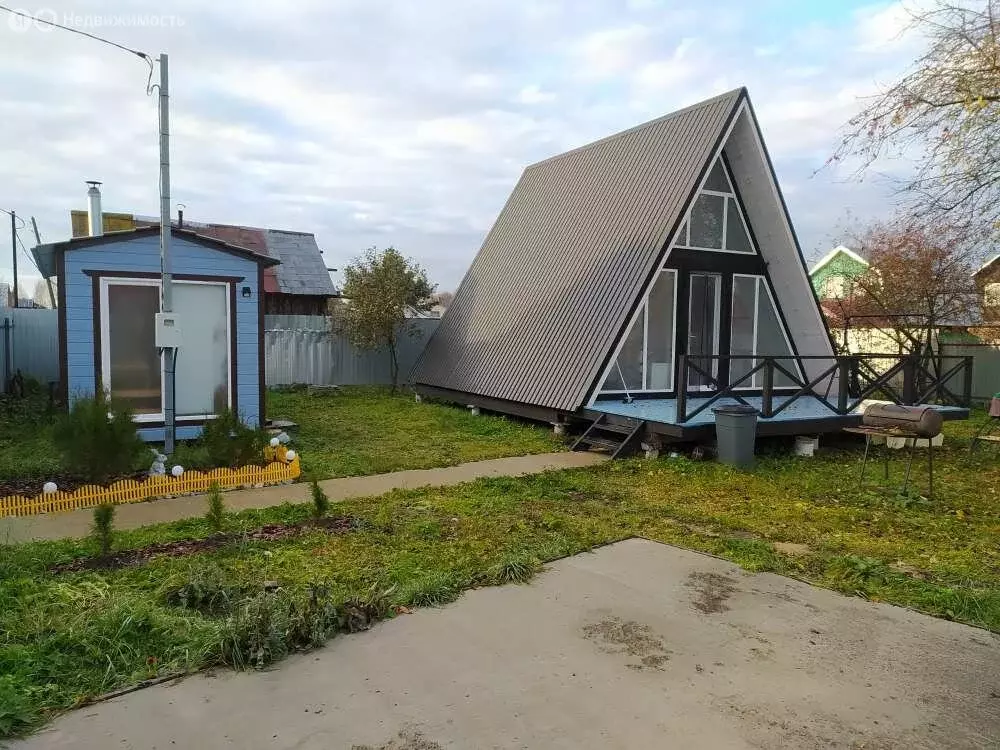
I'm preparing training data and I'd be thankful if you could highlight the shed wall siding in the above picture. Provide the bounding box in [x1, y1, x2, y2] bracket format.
[63, 234, 263, 435]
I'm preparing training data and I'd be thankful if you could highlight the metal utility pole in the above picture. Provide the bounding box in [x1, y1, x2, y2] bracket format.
[158, 53, 176, 453]
[10, 210, 17, 308]
[29, 217, 56, 309]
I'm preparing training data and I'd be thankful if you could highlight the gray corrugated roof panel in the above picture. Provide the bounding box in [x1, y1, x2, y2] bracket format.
[264, 230, 336, 296]
[411, 88, 745, 413]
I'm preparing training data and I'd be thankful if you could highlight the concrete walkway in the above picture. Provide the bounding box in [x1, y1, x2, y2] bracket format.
[0, 452, 606, 543]
[17, 539, 1000, 749]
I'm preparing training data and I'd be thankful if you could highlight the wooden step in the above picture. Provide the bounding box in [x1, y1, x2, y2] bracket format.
[578, 435, 623, 451]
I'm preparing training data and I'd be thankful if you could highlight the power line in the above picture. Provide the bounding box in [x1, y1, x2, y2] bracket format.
[14, 230, 41, 275]
[0, 4, 151, 62]
[0, 208, 25, 228]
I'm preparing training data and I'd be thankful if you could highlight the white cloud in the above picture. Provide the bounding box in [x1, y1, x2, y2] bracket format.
[572, 24, 653, 79]
[516, 84, 556, 105]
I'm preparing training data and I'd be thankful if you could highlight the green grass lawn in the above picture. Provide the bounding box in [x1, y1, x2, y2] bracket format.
[267, 386, 564, 478]
[2, 412, 999, 737]
[0, 387, 561, 492]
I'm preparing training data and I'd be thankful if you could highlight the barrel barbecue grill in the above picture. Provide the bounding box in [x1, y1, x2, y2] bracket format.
[843, 404, 944, 500]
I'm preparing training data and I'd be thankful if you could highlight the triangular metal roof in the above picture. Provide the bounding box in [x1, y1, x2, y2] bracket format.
[412, 88, 745, 412]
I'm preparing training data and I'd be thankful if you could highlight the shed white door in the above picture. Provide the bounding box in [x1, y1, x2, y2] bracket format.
[173, 283, 231, 417]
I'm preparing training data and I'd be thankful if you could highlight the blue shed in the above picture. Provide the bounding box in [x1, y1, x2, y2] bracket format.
[32, 226, 279, 441]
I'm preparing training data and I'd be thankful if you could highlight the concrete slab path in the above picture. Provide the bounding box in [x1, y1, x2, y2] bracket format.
[0, 451, 605, 543]
[16, 539, 1000, 749]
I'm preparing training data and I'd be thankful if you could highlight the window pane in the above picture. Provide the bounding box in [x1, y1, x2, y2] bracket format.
[689, 193, 724, 249]
[730, 276, 757, 387]
[173, 284, 230, 417]
[602, 306, 644, 392]
[646, 271, 676, 390]
[703, 158, 732, 192]
[108, 284, 160, 414]
[725, 198, 754, 253]
[756, 281, 798, 387]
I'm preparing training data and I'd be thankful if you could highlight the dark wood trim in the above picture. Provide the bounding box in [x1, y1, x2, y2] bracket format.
[664, 248, 767, 275]
[56, 250, 68, 406]
[51, 226, 279, 267]
[414, 384, 563, 424]
[83, 270, 245, 284]
[91, 274, 101, 392]
[230, 281, 239, 417]
[257, 265, 266, 427]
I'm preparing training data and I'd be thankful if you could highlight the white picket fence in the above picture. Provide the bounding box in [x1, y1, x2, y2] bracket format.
[263, 316, 439, 386]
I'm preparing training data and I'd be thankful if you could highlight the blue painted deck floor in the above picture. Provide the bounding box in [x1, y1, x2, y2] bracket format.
[591, 396, 967, 427]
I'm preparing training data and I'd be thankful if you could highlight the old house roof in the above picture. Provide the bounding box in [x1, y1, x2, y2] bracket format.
[411, 88, 746, 412]
[70, 210, 335, 297]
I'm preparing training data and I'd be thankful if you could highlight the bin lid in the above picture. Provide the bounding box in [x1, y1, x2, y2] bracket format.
[711, 404, 759, 416]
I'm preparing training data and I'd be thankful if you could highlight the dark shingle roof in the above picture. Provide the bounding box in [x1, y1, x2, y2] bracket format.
[264, 230, 335, 296]
[412, 88, 745, 412]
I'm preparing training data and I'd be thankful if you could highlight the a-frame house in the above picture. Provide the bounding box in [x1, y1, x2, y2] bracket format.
[412, 88, 968, 453]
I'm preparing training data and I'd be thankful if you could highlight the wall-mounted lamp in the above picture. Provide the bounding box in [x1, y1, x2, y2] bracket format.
[241, 286, 252, 299]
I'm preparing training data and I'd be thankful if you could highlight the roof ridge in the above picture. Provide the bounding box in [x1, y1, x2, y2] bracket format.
[525, 87, 745, 170]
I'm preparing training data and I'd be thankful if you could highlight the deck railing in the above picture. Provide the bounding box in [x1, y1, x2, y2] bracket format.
[674, 353, 973, 424]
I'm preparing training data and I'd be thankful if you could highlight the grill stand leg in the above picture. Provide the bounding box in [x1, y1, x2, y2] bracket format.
[902, 440, 916, 495]
[859, 435, 872, 489]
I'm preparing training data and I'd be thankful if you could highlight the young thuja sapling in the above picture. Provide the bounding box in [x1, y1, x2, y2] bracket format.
[310, 479, 330, 520]
[205, 483, 226, 533]
[91, 503, 116, 557]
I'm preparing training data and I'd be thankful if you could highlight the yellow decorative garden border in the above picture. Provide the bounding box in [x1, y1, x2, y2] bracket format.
[0, 451, 301, 518]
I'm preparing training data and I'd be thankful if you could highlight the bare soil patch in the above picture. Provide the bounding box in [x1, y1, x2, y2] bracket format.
[50, 516, 357, 573]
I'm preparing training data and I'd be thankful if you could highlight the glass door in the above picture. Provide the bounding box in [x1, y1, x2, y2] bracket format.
[687, 273, 721, 389]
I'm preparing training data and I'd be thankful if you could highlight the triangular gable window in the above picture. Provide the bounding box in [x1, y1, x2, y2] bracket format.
[676, 157, 755, 254]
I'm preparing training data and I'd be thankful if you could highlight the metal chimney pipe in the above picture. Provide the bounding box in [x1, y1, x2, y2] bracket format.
[86, 181, 103, 237]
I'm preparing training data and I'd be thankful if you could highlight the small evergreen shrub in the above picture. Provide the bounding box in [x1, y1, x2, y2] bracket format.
[205, 483, 226, 533]
[91, 503, 115, 557]
[310, 479, 330, 520]
[53, 391, 147, 483]
[200, 410, 267, 468]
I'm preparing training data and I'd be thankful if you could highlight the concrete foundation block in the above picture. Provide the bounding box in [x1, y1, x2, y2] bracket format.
[552, 422, 566, 436]
[468, 405, 481, 417]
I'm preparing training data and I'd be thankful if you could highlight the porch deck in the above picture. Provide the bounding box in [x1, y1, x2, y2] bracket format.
[586, 396, 969, 439]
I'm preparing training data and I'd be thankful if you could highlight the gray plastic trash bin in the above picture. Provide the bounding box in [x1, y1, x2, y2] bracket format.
[712, 404, 759, 468]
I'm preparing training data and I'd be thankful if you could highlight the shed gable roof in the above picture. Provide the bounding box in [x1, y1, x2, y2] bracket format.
[412, 88, 745, 412]
[31, 225, 279, 279]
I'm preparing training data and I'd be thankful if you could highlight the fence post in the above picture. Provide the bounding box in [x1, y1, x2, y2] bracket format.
[676, 355, 687, 422]
[761, 359, 773, 418]
[901, 354, 917, 405]
[962, 355, 974, 407]
[837, 356, 851, 414]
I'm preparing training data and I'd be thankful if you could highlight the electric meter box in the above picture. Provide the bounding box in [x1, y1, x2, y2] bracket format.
[154, 313, 182, 348]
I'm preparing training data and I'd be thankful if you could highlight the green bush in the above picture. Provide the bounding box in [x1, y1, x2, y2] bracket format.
[162, 563, 238, 615]
[199, 410, 267, 469]
[91, 503, 115, 557]
[205, 483, 226, 533]
[0, 675, 34, 738]
[52, 391, 147, 482]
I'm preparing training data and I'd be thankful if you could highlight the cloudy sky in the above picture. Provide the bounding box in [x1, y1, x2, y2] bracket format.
[0, 0, 922, 296]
